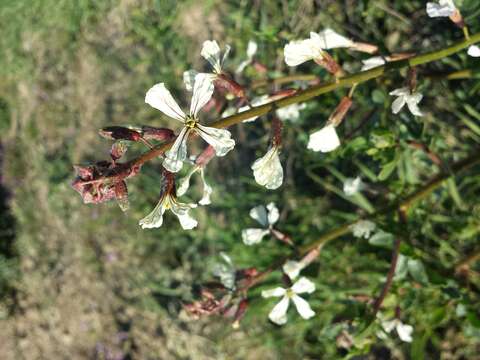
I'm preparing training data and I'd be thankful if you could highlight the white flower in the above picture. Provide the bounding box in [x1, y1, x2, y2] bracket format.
[177, 165, 213, 205]
[284, 29, 354, 67]
[283, 260, 305, 280]
[343, 177, 364, 196]
[145, 74, 235, 173]
[184, 40, 231, 90]
[242, 203, 279, 245]
[251, 146, 283, 190]
[307, 124, 341, 153]
[426, 0, 457, 18]
[213, 252, 236, 290]
[262, 277, 316, 325]
[467, 45, 480, 57]
[361, 56, 386, 71]
[139, 188, 198, 230]
[381, 318, 414, 342]
[236, 40, 258, 73]
[389, 87, 423, 117]
[276, 103, 306, 122]
[350, 220, 376, 239]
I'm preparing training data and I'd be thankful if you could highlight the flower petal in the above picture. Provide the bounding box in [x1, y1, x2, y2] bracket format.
[241, 228, 269, 245]
[176, 165, 199, 197]
[170, 199, 198, 230]
[201, 40, 222, 73]
[221, 44, 231, 69]
[163, 127, 190, 173]
[343, 177, 363, 196]
[284, 39, 318, 66]
[198, 168, 213, 206]
[291, 294, 315, 320]
[246, 40, 258, 59]
[406, 99, 424, 116]
[426, 0, 456, 17]
[190, 73, 215, 118]
[266, 202, 279, 225]
[361, 56, 386, 71]
[468, 45, 480, 57]
[291, 277, 316, 294]
[251, 147, 283, 190]
[283, 260, 304, 280]
[183, 69, 199, 91]
[307, 125, 341, 153]
[268, 296, 290, 325]
[240, 95, 270, 122]
[312, 29, 354, 49]
[261, 287, 287, 298]
[391, 96, 406, 114]
[382, 319, 397, 333]
[389, 87, 409, 97]
[145, 83, 186, 122]
[396, 322, 414, 343]
[139, 197, 167, 229]
[195, 124, 235, 156]
[249, 205, 268, 227]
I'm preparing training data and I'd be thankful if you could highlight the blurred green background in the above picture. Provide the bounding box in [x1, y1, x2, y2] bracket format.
[1, 0, 480, 358]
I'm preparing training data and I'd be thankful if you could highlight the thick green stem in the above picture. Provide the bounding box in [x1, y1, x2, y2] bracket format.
[131, 32, 480, 168]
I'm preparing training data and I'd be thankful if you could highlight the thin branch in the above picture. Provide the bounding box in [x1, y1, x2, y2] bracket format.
[372, 209, 407, 316]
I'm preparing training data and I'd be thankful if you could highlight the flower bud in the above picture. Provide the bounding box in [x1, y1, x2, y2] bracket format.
[99, 126, 142, 142]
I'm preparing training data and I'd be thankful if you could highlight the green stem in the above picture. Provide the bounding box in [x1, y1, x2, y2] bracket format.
[131, 32, 480, 168]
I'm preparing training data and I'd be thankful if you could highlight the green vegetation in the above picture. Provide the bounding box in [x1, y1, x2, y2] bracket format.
[1, 0, 479, 358]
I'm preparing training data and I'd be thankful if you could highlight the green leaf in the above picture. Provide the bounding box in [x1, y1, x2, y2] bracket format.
[407, 259, 429, 284]
[368, 231, 394, 248]
[378, 160, 397, 181]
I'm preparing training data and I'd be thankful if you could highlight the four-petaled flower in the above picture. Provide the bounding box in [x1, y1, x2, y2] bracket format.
[139, 171, 198, 230]
[261, 277, 316, 325]
[307, 124, 341, 153]
[379, 317, 414, 343]
[284, 29, 354, 67]
[242, 203, 279, 245]
[343, 177, 364, 196]
[350, 220, 376, 239]
[389, 87, 423, 117]
[145, 73, 235, 173]
[426, 0, 457, 18]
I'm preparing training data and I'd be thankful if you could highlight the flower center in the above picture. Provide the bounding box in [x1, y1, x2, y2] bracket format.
[185, 115, 198, 129]
[286, 288, 294, 298]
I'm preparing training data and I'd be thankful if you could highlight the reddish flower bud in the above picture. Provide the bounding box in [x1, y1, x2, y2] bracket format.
[328, 96, 353, 126]
[232, 298, 248, 329]
[214, 73, 246, 99]
[141, 126, 175, 141]
[99, 126, 142, 142]
[114, 180, 129, 212]
[314, 52, 344, 77]
[110, 141, 128, 162]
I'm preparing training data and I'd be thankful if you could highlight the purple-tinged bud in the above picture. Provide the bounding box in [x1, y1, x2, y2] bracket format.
[99, 126, 142, 142]
[141, 126, 175, 141]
